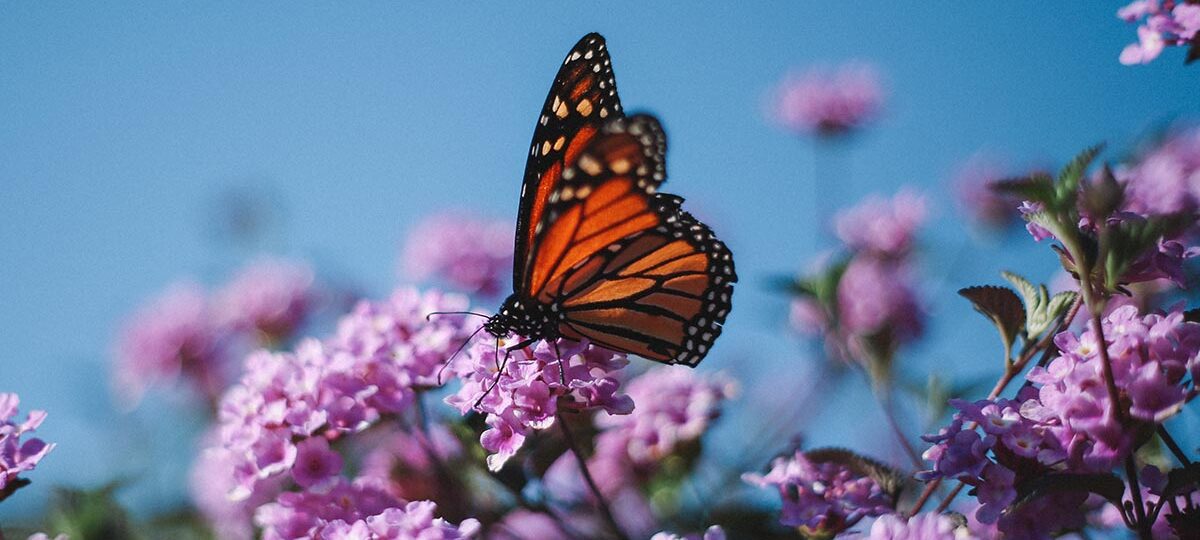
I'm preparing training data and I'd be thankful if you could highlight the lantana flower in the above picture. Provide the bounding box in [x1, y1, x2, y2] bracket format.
[769, 63, 884, 138]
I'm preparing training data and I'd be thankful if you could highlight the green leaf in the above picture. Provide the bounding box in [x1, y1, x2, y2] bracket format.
[804, 448, 904, 502]
[769, 275, 817, 297]
[1055, 144, 1104, 205]
[958, 285, 1025, 353]
[1012, 472, 1126, 511]
[1002, 271, 1076, 338]
[1161, 463, 1200, 501]
[1045, 291, 1079, 328]
[992, 173, 1055, 204]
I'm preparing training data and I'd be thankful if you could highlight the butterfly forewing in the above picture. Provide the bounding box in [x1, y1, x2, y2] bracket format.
[514, 33, 623, 292]
[525, 114, 736, 366]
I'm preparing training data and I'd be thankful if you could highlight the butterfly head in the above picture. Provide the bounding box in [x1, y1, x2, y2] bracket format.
[485, 294, 559, 340]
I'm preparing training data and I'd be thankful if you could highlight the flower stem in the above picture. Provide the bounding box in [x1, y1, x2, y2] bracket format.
[1158, 425, 1193, 466]
[933, 482, 965, 513]
[1125, 455, 1152, 540]
[878, 393, 924, 470]
[558, 416, 629, 540]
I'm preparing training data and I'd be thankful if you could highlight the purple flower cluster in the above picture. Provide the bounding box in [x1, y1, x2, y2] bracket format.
[536, 367, 735, 537]
[920, 305, 1200, 534]
[444, 337, 632, 471]
[743, 450, 894, 534]
[1027, 305, 1200, 467]
[211, 288, 477, 500]
[114, 259, 321, 406]
[401, 212, 513, 298]
[215, 258, 317, 343]
[357, 424, 465, 504]
[593, 366, 736, 467]
[0, 394, 53, 500]
[952, 155, 1025, 230]
[1117, 126, 1200, 218]
[867, 513, 964, 540]
[114, 282, 225, 406]
[834, 190, 926, 257]
[1118, 1, 1200, 65]
[919, 393, 1097, 537]
[1018, 138, 1200, 286]
[650, 526, 726, 540]
[255, 477, 480, 539]
[769, 63, 884, 137]
[791, 190, 927, 360]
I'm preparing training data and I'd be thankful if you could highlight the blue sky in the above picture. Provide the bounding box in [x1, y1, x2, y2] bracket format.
[2, 1, 1199, 521]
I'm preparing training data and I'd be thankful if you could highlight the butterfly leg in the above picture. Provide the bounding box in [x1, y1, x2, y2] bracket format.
[553, 340, 566, 385]
[474, 337, 539, 409]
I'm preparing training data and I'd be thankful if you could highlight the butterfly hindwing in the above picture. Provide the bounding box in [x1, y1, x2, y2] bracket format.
[525, 114, 736, 365]
[514, 33, 623, 292]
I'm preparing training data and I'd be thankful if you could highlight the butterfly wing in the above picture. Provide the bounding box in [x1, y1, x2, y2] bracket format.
[524, 114, 736, 366]
[513, 33, 623, 292]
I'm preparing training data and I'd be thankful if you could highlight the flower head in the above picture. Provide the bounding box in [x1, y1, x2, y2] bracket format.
[743, 450, 894, 534]
[212, 288, 477, 501]
[769, 63, 884, 137]
[834, 190, 927, 257]
[445, 337, 632, 471]
[0, 393, 54, 501]
[1118, 1, 1200, 64]
[651, 526, 726, 540]
[867, 513, 964, 540]
[401, 212, 513, 298]
[215, 258, 318, 344]
[255, 477, 480, 540]
[594, 366, 736, 466]
[114, 281, 227, 406]
[837, 256, 924, 346]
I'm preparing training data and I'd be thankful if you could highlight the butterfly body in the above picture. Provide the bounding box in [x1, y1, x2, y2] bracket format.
[486, 33, 736, 367]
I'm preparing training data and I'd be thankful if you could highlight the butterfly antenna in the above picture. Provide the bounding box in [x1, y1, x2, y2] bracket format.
[426, 311, 491, 322]
[436, 324, 487, 386]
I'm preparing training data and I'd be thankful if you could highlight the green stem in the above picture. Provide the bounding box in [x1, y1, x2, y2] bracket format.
[558, 416, 629, 540]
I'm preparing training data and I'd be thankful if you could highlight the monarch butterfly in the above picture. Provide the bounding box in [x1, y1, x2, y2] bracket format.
[483, 33, 736, 367]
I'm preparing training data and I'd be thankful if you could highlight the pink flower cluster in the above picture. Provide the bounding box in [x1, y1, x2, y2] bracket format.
[444, 337, 632, 471]
[1118, 126, 1200, 217]
[1027, 305, 1200, 467]
[742, 450, 894, 534]
[791, 190, 927, 358]
[769, 63, 884, 137]
[542, 368, 735, 537]
[867, 513, 965, 540]
[834, 190, 926, 257]
[0, 393, 53, 500]
[593, 366, 736, 467]
[255, 478, 480, 539]
[920, 305, 1200, 535]
[651, 526, 726, 540]
[215, 258, 317, 342]
[358, 424, 465, 504]
[210, 288, 477, 500]
[1118, 1, 1200, 65]
[401, 212, 513, 298]
[952, 155, 1025, 230]
[1019, 143, 1200, 286]
[114, 258, 320, 406]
